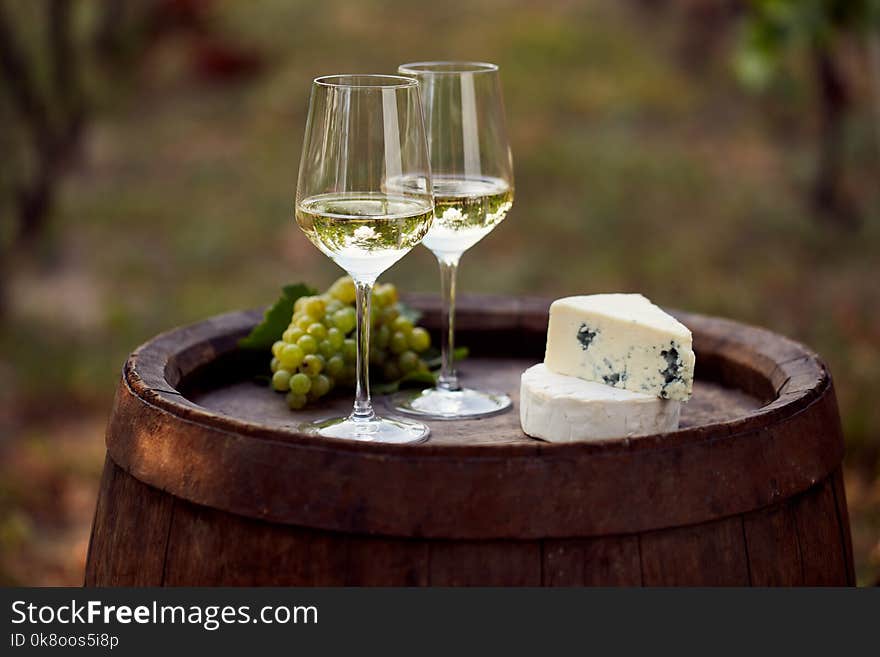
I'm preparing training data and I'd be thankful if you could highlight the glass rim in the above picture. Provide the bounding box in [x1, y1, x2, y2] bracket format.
[398, 61, 499, 75]
[313, 74, 419, 89]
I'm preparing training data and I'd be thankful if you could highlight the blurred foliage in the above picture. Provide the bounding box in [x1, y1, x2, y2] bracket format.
[736, 0, 880, 88]
[0, 0, 878, 585]
[734, 0, 880, 228]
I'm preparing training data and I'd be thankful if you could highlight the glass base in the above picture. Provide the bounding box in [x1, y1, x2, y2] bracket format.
[302, 414, 430, 444]
[386, 387, 512, 420]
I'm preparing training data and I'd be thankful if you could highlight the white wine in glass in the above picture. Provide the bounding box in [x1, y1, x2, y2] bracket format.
[389, 62, 514, 420]
[297, 193, 433, 281]
[295, 75, 434, 443]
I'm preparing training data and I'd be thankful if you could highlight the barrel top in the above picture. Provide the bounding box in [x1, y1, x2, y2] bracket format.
[106, 295, 844, 539]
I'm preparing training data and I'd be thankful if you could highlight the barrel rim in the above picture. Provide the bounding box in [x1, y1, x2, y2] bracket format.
[119, 296, 829, 457]
[102, 296, 844, 539]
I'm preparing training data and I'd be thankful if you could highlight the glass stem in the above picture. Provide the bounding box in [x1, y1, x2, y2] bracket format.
[437, 254, 461, 391]
[352, 279, 375, 421]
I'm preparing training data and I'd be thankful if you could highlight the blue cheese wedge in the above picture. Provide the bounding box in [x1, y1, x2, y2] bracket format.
[544, 294, 695, 401]
[520, 364, 681, 442]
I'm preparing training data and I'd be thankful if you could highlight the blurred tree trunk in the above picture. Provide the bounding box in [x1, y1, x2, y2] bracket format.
[0, 0, 136, 317]
[0, 0, 84, 248]
[812, 45, 859, 229]
[866, 35, 880, 171]
[94, 0, 128, 62]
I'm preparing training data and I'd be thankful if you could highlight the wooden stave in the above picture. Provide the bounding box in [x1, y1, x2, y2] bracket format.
[102, 296, 845, 541]
[85, 458, 855, 586]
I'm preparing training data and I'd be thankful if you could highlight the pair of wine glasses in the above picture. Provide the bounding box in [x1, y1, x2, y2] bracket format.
[295, 62, 514, 444]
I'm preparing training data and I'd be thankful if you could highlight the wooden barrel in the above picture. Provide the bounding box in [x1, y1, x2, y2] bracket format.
[85, 296, 854, 586]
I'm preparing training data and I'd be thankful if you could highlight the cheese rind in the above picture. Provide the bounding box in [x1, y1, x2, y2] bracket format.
[544, 294, 695, 401]
[520, 364, 681, 442]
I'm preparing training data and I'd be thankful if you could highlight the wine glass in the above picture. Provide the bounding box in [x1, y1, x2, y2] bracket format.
[388, 62, 514, 419]
[295, 74, 434, 443]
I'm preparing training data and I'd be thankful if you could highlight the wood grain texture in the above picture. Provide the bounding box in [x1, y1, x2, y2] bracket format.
[792, 478, 848, 586]
[427, 541, 542, 586]
[829, 467, 856, 585]
[343, 537, 429, 587]
[743, 503, 803, 586]
[84, 456, 173, 586]
[84, 295, 854, 586]
[639, 516, 751, 586]
[164, 501, 341, 586]
[544, 536, 642, 586]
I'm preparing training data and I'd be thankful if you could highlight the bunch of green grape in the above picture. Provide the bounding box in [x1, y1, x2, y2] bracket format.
[269, 276, 432, 410]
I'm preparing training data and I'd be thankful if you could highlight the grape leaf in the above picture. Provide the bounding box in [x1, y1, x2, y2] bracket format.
[238, 283, 317, 350]
[373, 346, 470, 394]
[372, 369, 437, 395]
[422, 346, 469, 370]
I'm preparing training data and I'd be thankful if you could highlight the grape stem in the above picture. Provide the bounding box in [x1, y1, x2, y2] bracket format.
[352, 278, 376, 421]
[437, 254, 461, 392]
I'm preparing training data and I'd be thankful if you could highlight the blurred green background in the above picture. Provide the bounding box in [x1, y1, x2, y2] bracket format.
[1, 0, 878, 585]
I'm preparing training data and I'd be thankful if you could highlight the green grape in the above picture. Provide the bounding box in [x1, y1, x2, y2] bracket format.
[297, 334, 318, 355]
[286, 391, 307, 410]
[398, 350, 418, 373]
[290, 372, 311, 395]
[343, 338, 357, 363]
[282, 327, 304, 344]
[392, 316, 413, 336]
[271, 369, 292, 392]
[307, 323, 328, 340]
[372, 284, 394, 308]
[375, 324, 390, 350]
[383, 362, 401, 381]
[326, 355, 344, 377]
[329, 275, 356, 303]
[370, 347, 386, 366]
[279, 343, 304, 369]
[374, 283, 398, 306]
[381, 306, 399, 325]
[274, 274, 457, 410]
[295, 314, 316, 331]
[327, 327, 344, 350]
[303, 296, 326, 319]
[389, 331, 408, 355]
[333, 307, 357, 334]
[310, 374, 331, 398]
[409, 327, 430, 352]
[274, 279, 442, 413]
[319, 340, 335, 359]
[302, 354, 323, 376]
